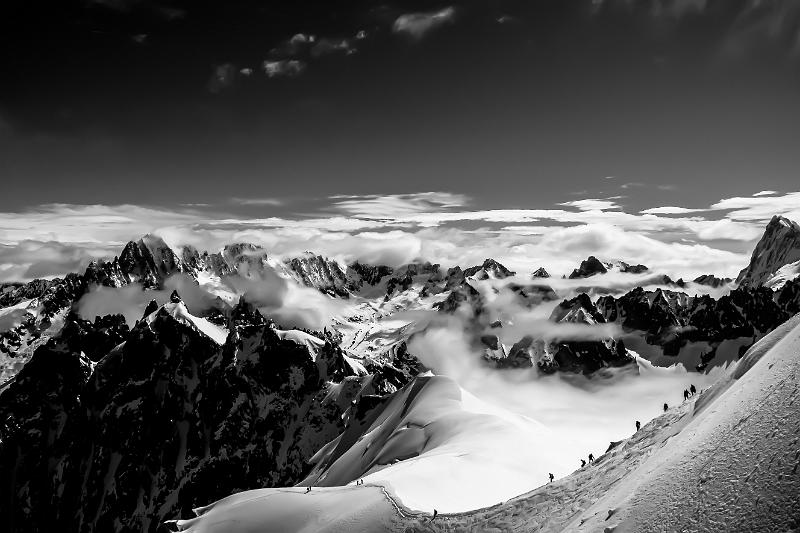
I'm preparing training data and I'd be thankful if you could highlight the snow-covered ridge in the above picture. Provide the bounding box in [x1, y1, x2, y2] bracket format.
[145, 299, 229, 345]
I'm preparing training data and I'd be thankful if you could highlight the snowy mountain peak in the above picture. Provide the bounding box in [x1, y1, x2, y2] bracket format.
[736, 215, 800, 288]
[463, 258, 515, 280]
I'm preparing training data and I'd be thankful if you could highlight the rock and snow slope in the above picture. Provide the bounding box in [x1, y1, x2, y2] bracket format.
[737, 215, 800, 288]
[174, 312, 800, 532]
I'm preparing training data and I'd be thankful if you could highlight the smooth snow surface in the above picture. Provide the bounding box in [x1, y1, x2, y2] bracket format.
[303, 375, 558, 513]
[173, 486, 400, 532]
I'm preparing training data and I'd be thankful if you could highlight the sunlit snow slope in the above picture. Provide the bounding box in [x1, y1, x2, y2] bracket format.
[175, 313, 800, 533]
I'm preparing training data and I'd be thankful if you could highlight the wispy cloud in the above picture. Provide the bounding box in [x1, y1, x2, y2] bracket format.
[640, 206, 705, 215]
[331, 192, 469, 218]
[393, 7, 456, 40]
[229, 197, 284, 206]
[559, 198, 622, 211]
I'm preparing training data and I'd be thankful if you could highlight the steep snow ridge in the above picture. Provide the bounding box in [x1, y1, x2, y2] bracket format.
[569, 312, 800, 532]
[146, 301, 228, 345]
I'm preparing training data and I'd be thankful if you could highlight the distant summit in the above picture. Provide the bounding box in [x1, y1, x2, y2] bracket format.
[568, 256, 607, 279]
[736, 215, 800, 288]
[531, 267, 550, 278]
[463, 259, 515, 280]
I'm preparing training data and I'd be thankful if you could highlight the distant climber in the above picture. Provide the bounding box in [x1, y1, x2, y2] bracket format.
[588, 454, 594, 463]
[683, 389, 690, 401]
[305, 486, 311, 493]
[690, 384, 697, 396]
[549, 473, 554, 482]
[663, 402, 669, 412]
[432, 509, 438, 522]
[581, 459, 586, 467]
[635, 420, 641, 432]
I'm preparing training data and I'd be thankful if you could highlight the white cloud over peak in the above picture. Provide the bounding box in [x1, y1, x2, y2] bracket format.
[229, 197, 284, 206]
[1, 190, 797, 283]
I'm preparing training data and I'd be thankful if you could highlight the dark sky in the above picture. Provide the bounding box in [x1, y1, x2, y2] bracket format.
[2, 0, 799, 214]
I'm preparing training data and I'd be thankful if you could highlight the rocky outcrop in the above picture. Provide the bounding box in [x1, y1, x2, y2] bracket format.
[282, 254, 356, 297]
[596, 281, 800, 369]
[348, 261, 393, 287]
[693, 274, 732, 288]
[531, 267, 550, 278]
[616, 261, 649, 274]
[434, 281, 484, 317]
[569, 256, 608, 279]
[737, 215, 800, 287]
[464, 259, 516, 280]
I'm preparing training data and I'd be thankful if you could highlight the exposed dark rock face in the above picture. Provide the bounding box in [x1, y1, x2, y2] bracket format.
[737, 215, 800, 287]
[531, 267, 550, 278]
[551, 293, 606, 324]
[348, 262, 393, 287]
[434, 281, 484, 317]
[569, 256, 608, 279]
[0, 273, 87, 361]
[537, 294, 633, 374]
[596, 281, 800, 369]
[0, 336, 94, 533]
[283, 254, 356, 297]
[385, 262, 441, 296]
[693, 274, 732, 288]
[0, 301, 414, 533]
[617, 262, 649, 274]
[0, 279, 52, 307]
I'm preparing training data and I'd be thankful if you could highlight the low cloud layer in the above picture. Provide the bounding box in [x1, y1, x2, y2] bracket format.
[2, 190, 798, 283]
[407, 319, 725, 478]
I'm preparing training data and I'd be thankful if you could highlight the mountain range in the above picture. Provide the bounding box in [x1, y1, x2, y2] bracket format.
[1, 215, 799, 532]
